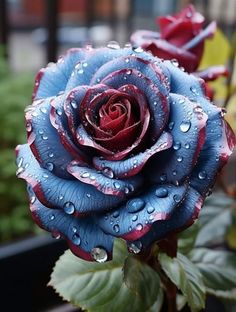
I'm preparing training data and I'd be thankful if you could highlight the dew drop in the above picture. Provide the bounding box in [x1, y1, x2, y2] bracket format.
[38, 129, 44, 135]
[72, 233, 81, 245]
[184, 143, 190, 149]
[171, 59, 179, 67]
[40, 107, 47, 114]
[56, 109, 62, 116]
[30, 196, 36, 204]
[168, 121, 175, 130]
[173, 141, 181, 150]
[114, 182, 121, 189]
[71, 100, 77, 109]
[155, 187, 168, 198]
[127, 198, 145, 213]
[52, 231, 61, 239]
[48, 152, 54, 158]
[113, 211, 120, 218]
[42, 134, 48, 140]
[136, 223, 143, 231]
[49, 214, 55, 221]
[172, 170, 177, 176]
[180, 121, 191, 132]
[16, 167, 24, 176]
[147, 205, 155, 214]
[160, 174, 167, 182]
[103, 167, 114, 179]
[91, 247, 108, 262]
[179, 98, 185, 104]
[177, 156, 183, 162]
[132, 215, 138, 222]
[190, 86, 199, 95]
[173, 194, 182, 203]
[126, 69, 132, 75]
[72, 226, 77, 233]
[125, 58, 130, 63]
[127, 241, 142, 254]
[46, 162, 54, 171]
[17, 157, 23, 168]
[86, 193, 91, 198]
[26, 122, 32, 132]
[132, 46, 143, 53]
[107, 41, 120, 49]
[113, 224, 120, 233]
[81, 172, 90, 178]
[63, 202, 75, 215]
[198, 171, 207, 180]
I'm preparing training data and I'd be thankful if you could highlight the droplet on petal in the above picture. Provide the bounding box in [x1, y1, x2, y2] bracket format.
[113, 224, 120, 233]
[180, 121, 191, 133]
[155, 187, 168, 198]
[91, 247, 108, 262]
[173, 141, 181, 150]
[107, 41, 120, 49]
[127, 198, 145, 213]
[63, 202, 75, 215]
[72, 233, 81, 246]
[45, 162, 54, 171]
[173, 194, 182, 203]
[103, 167, 114, 179]
[198, 171, 207, 180]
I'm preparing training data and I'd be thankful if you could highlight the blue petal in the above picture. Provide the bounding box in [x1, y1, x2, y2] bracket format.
[25, 97, 73, 178]
[16, 144, 123, 214]
[131, 187, 203, 251]
[93, 132, 172, 178]
[148, 93, 207, 184]
[68, 162, 143, 197]
[27, 185, 114, 261]
[33, 48, 87, 99]
[95, 183, 188, 241]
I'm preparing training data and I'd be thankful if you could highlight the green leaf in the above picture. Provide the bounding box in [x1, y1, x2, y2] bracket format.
[123, 256, 163, 311]
[158, 252, 206, 312]
[176, 294, 187, 311]
[178, 222, 199, 254]
[50, 239, 162, 312]
[190, 248, 236, 300]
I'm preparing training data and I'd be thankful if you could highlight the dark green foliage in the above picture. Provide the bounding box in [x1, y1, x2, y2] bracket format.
[0, 54, 36, 242]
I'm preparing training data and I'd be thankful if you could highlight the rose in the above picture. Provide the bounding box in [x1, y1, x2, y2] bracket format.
[131, 5, 216, 72]
[131, 5, 229, 100]
[16, 44, 235, 262]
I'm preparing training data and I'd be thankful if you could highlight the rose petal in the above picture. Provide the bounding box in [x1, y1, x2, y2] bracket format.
[25, 97, 73, 178]
[93, 131, 172, 178]
[130, 187, 203, 251]
[67, 162, 143, 197]
[194, 65, 229, 82]
[16, 144, 123, 215]
[27, 185, 114, 261]
[96, 183, 188, 241]
[33, 48, 87, 100]
[148, 93, 207, 185]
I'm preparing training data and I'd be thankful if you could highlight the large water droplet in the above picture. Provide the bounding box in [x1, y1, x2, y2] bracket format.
[107, 41, 120, 49]
[180, 121, 191, 133]
[63, 202, 75, 214]
[46, 162, 54, 171]
[113, 211, 120, 218]
[103, 167, 114, 179]
[147, 205, 155, 214]
[91, 247, 108, 262]
[198, 171, 207, 180]
[173, 141, 181, 150]
[72, 233, 81, 246]
[113, 224, 120, 233]
[127, 198, 145, 213]
[155, 187, 168, 198]
[127, 241, 142, 254]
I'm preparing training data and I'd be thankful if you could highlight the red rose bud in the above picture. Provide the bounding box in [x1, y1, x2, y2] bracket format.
[131, 4, 216, 72]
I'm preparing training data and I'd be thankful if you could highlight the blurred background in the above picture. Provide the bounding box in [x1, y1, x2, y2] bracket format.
[0, 0, 236, 311]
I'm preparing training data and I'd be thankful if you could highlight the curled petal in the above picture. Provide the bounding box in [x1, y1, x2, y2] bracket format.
[16, 144, 123, 215]
[67, 162, 143, 197]
[93, 132, 172, 178]
[28, 186, 114, 261]
[194, 65, 229, 82]
[96, 183, 188, 241]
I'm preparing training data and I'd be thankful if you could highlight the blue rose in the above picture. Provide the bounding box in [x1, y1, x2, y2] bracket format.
[16, 45, 235, 262]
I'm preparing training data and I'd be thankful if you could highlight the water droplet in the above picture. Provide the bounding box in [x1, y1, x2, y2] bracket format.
[48, 152, 54, 158]
[172, 170, 177, 176]
[91, 247, 108, 262]
[173, 141, 181, 150]
[193, 106, 203, 114]
[46, 162, 54, 171]
[113, 211, 119, 218]
[155, 187, 168, 198]
[63, 202, 75, 214]
[16, 167, 24, 176]
[17, 157, 23, 168]
[160, 174, 167, 182]
[43, 173, 49, 178]
[71, 100, 77, 109]
[42, 134, 48, 140]
[49, 214, 55, 221]
[26, 122, 32, 132]
[56, 109, 62, 116]
[198, 171, 207, 180]
[78, 68, 84, 74]
[127, 198, 145, 213]
[81, 172, 90, 178]
[72, 233, 81, 245]
[38, 129, 44, 135]
[114, 182, 121, 189]
[124, 187, 130, 194]
[83, 62, 88, 67]
[177, 156, 183, 162]
[113, 224, 120, 233]
[173, 194, 182, 203]
[132, 215, 138, 222]
[180, 121, 191, 132]
[86, 193, 91, 198]
[125, 58, 130, 63]
[72, 226, 77, 233]
[127, 241, 142, 254]
[221, 108, 227, 117]
[168, 121, 175, 130]
[52, 231, 61, 239]
[107, 41, 120, 49]
[190, 86, 199, 95]
[40, 107, 47, 114]
[184, 143, 190, 149]
[136, 223, 143, 231]
[179, 98, 185, 104]
[30, 196, 36, 204]
[126, 69, 132, 75]
[171, 59, 179, 67]
[103, 167, 114, 178]
[132, 46, 143, 53]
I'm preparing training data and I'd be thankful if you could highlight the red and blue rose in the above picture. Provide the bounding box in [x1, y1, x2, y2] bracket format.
[16, 45, 235, 262]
